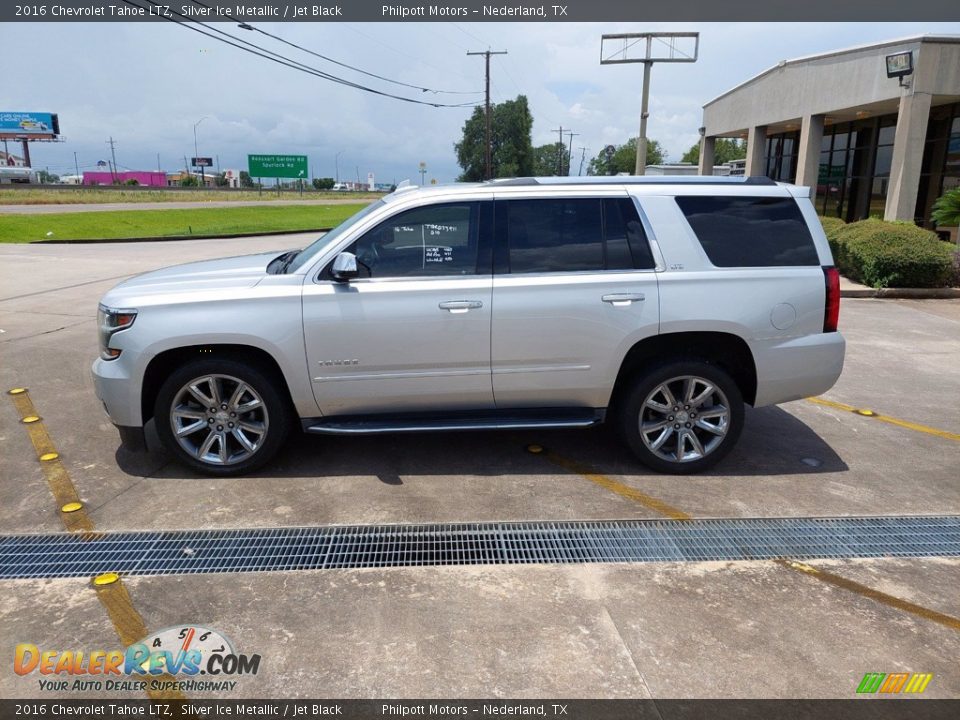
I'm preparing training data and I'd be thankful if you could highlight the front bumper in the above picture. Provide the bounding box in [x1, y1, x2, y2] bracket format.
[91, 356, 141, 428]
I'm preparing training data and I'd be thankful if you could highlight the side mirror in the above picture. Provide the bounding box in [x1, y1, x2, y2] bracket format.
[330, 252, 359, 282]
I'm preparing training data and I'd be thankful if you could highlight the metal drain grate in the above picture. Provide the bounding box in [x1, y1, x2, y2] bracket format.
[1, 516, 959, 580]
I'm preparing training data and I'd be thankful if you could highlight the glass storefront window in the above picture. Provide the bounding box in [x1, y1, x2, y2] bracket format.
[874, 145, 894, 176]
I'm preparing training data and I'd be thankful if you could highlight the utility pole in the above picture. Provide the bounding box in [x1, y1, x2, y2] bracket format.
[566, 131, 579, 176]
[467, 49, 508, 180]
[157, 153, 161, 174]
[74, 152, 80, 180]
[106, 137, 118, 182]
[551, 126, 564, 174]
[601, 32, 699, 175]
[578, 147, 588, 176]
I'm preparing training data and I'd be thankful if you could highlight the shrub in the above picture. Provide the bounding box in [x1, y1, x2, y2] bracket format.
[835, 218, 955, 288]
[931, 188, 960, 228]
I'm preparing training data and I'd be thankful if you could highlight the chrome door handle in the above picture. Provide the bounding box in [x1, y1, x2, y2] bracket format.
[602, 293, 645, 306]
[439, 300, 483, 313]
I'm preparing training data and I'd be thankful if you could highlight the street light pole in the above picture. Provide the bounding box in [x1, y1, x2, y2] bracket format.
[335, 151, 343, 183]
[193, 116, 209, 188]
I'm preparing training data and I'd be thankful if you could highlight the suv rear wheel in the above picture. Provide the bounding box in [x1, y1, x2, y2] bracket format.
[154, 358, 290, 476]
[620, 360, 743, 474]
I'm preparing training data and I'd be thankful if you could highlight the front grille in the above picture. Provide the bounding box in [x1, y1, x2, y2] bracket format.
[1, 516, 958, 580]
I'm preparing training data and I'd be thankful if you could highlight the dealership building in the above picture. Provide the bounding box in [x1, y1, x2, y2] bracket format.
[698, 35, 960, 230]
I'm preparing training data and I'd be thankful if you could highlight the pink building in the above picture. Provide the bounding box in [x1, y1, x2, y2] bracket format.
[83, 171, 167, 187]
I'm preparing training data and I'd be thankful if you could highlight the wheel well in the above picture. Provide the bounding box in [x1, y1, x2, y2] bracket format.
[141, 344, 295, 424]
[611, 332, 758, 409]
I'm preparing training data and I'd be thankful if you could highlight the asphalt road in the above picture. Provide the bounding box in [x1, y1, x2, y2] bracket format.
[1, 235, 958, 700]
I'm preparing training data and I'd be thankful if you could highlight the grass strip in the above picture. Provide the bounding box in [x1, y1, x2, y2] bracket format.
[0, 204, 368, 243]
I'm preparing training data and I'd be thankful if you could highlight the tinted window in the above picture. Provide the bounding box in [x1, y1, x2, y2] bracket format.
[506, 198, 603, 273]
[675, 196, 819, 267]
[603, 198, 656, 270]
[341, 203, 478, 278]
[503, 198, 654, 273]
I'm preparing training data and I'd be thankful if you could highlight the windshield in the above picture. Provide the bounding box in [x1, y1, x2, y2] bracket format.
[286, 199, 386, 273]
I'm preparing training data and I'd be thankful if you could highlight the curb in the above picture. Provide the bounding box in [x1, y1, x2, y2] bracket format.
[841, 287, 960, 299]
[29, 228, 332, 245]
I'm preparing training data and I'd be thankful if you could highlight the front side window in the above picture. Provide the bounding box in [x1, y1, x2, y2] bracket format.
[338, 202, 479, 279]
[502, 197, 654, 273]
[676, 195, 820, 268]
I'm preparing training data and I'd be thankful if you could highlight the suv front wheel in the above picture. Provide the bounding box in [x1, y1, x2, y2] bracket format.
[154, 358, 290, 476]
[620, 360, 744, 474]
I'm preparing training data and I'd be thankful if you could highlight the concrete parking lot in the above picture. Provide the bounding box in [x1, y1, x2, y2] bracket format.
[1, 236, 958, 700]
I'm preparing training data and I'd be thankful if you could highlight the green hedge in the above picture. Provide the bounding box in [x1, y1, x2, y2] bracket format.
[833, 218, 955, 288]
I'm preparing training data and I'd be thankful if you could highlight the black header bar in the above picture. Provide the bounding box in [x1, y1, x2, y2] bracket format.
[3, 0, 959, 22]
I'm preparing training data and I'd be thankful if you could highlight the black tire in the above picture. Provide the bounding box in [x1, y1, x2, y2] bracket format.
[154, 358, 291, 476]
[619, 360, 744, 475]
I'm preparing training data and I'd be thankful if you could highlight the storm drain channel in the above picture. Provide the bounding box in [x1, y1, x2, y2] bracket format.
[2, 516, 959, 580]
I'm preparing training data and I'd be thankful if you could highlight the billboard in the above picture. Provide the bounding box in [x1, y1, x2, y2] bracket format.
[248, 154, 308, 179]
[0, 112, 60, 139]
[191, 157, 213, 168]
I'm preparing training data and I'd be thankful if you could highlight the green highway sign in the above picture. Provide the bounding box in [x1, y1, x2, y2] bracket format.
[247, 154, 308, 179]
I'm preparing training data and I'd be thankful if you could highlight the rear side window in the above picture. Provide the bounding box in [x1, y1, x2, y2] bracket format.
[501, 197, 655, 273]
[675, 196, 819, 267]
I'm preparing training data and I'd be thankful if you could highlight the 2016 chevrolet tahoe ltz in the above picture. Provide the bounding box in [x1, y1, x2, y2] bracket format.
[93, 176, 844, 476]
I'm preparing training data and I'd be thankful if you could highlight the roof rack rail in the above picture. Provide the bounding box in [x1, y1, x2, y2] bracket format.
[485, 176, 778, 186]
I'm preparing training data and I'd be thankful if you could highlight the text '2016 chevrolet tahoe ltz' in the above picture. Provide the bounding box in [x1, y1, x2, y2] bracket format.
[93, 176, 844, 476]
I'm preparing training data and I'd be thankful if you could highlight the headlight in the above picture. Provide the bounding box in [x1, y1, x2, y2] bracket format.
[97, 304, 137, 360]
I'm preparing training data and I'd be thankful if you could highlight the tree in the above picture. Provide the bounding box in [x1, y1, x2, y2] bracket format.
[214, 172, 230, 187]
[239, 171, 256, 189]
[312, 177, 335, 191]
[455, 95, 534, 181]
[38, 170, 60, 183]
[180, 175, 199, 187]
[532, 142, 570, 177]
[587, 138, 665, 176]
[681, 138, 746, 166]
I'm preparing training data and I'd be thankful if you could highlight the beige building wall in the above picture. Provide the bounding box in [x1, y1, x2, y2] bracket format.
[700, 36, 960, 223]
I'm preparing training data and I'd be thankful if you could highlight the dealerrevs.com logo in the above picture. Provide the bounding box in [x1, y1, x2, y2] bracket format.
[857, 672, 933, 695]
[15, 625, 260, 693]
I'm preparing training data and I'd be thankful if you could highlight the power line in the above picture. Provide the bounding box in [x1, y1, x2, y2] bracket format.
[188, 0, 481, 96]
[120, 0, 478, 109]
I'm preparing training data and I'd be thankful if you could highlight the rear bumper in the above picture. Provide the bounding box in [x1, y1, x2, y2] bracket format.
[752, 332, 846, 407]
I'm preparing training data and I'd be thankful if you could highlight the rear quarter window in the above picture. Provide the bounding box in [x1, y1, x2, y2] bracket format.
[675, 195, 819, 267]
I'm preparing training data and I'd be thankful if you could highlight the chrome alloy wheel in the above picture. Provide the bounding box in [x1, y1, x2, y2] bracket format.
[639, 375, 730, 464]
[169, 374, 269, 466]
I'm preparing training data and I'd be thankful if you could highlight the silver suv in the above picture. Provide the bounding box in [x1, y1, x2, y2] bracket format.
[93, 176, 845, 476]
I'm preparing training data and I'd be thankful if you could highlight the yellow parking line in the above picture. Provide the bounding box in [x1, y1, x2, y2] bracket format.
[7, 388, 93, 532]
[775, 559, 960, 632]
[533, 445, 960, 635]
[806, 396, 960, 442]
[7, 387, 187, 702]
[543, 451, 691, 520]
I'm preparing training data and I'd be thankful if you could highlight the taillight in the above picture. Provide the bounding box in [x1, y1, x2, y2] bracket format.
[823, 266, 840, 332]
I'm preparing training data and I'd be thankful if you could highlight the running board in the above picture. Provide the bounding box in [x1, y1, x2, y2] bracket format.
[303, 409, 605, 436]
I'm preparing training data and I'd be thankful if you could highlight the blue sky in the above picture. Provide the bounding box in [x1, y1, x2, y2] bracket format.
[3, 21, 959, 182]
